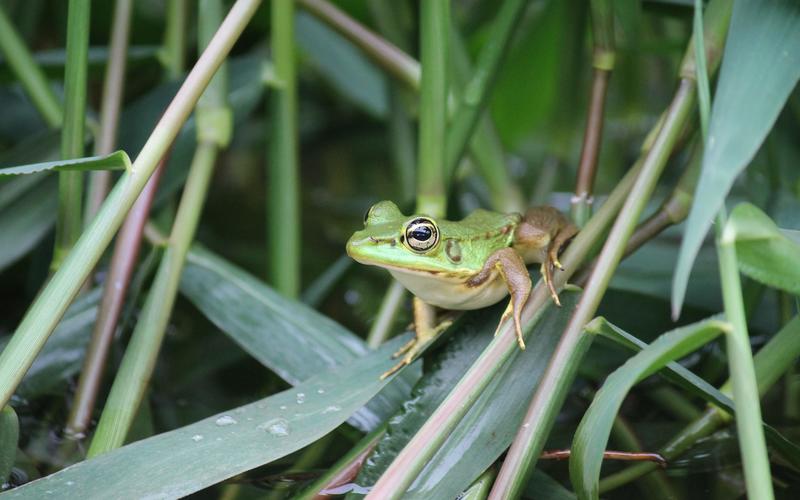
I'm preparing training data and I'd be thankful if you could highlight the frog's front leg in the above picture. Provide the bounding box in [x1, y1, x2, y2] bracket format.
[467, 247, 531, 349]
[380, 298, 453, 380]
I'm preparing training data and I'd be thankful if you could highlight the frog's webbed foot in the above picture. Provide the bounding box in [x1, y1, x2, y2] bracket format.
[380, 299, 453, 380]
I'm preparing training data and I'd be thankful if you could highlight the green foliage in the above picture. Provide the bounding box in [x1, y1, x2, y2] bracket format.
[0, 151, 131, 176]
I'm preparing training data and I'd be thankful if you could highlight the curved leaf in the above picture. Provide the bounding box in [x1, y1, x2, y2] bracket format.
[724, 202, 800, 295]
[0, 151, 131, 176]
[570, 317, 727, 499]
[673, 0, 800, 316]
[3, 337, 409, 499]
[179, 246, 413, 432]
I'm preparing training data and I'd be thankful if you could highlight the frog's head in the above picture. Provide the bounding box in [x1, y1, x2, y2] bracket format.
[346, 200, 457, 275]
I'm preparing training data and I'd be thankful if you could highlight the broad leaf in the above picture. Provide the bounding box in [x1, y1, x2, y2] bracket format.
[0, 151, 131, 176]
[571, 318, 727, 499]
[724, 203, 800, 295]
[0, 176, 56, 272]
[179, 246, 413, 432]
[3, 337, 409, 499]
[673, 0, 800, 315]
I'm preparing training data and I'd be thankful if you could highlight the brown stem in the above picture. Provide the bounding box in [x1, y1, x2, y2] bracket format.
[540, 449, 667, 467]
[574, 68, 611, 205]
[65, 159, 167, 437]
[297, 0, 419, 89]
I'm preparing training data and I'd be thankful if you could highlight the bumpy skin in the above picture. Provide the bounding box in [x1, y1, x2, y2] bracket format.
[346, 201, 577, 377]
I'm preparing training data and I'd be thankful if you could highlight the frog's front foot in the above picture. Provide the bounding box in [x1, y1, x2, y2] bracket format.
[380, 318, 454, 380]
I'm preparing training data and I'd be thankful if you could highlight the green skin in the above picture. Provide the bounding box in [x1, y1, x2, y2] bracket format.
[347, 201, 576, 375]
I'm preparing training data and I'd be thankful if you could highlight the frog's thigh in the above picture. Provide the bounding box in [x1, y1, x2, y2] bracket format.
[513, 220, 551, 263]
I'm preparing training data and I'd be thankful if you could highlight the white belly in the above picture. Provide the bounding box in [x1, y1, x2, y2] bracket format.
[388, 268, 509, 310]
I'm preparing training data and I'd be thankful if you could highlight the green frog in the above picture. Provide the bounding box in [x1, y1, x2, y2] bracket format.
[346, 201, 577, 378]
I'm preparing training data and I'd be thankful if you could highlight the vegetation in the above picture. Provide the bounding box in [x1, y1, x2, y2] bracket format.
[0, 0, 798, 498]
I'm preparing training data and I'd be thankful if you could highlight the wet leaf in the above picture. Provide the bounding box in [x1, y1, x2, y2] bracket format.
[179, 246, 413, 432]
[3, 337, 410, 499]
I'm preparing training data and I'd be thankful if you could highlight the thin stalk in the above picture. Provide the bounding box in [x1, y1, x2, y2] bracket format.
[717, 217, 773, 499]
[0, 5, 62, 128]
[65, 0, 186, 438]
[443, 0, 528, 179]
[416, 0, 448, 217]
[88, 0, 231, 456]
[163, 0, 188, 80]
[645, 386, 702, 422]
[0, 405, 18, 484]
[85, 0, 134, 226]
[268, 0, 300, 297]
[88, 143, 220, 456]
[490, 80, 695, 500]
[600, 314, 800, 493]
[0, 0, 262, 411]
[366, 280, 408, 349]
[449, 18, 523, 213]
[53, 0, 91, 271]
[571, 0, 615, 227]
[695, 0, 771, 495]
[366, 150, 645, 499]
[298, 0, 419, 89]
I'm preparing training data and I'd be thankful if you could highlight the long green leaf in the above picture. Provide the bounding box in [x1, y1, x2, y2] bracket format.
[724, 202, 800, 295]
[357, 289, 582, 499]
[673, 0, 800, 316]
[570, 317, 728, 499]
[179, 245, 413, 431]
[3, 336, 409, 499]
[0, 151, 131, 176]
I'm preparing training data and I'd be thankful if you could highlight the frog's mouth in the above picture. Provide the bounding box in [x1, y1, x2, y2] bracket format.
[346, 234, 469, 278]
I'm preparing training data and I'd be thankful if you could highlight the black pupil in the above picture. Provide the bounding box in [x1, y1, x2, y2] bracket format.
[411, 225, 432, 241]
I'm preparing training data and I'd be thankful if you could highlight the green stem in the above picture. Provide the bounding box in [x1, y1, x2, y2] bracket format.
[0, 0, 262, 412]
[0, 405, 18, 484]
[163, 0, 188, 80]
[717, 213, 774, 499]
[0, 5, 62, 128]
[416, 0, 448, 217]
[53, 0, 91, 271]
[489, 80, 696, 500]
[85, 0, 134, 226]
[444, 0, 527, 179]
[268, 0, 300, 297]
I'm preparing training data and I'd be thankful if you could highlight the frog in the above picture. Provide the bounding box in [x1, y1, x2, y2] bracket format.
[346, 200, 577, 378]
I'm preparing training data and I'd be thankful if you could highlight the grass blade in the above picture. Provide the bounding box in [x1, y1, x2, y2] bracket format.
[673, 0, 800, 316]
[0, 151, 132, 176]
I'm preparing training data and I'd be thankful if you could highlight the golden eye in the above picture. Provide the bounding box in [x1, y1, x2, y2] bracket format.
[404, 218, 439, 252]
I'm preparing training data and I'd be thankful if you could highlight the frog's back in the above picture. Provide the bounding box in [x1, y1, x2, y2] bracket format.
[438, 209, 520, 240]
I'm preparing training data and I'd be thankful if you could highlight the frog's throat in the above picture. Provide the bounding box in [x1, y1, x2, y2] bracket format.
[387, 267, 509, 311]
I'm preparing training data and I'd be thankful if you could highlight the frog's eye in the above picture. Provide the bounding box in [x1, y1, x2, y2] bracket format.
[363, 207, 372, 225]
[404, 217, 439, 252]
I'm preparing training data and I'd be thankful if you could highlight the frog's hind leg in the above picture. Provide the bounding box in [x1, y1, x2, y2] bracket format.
[380, 298, 453, 380]
[466, 247, 532, 350]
